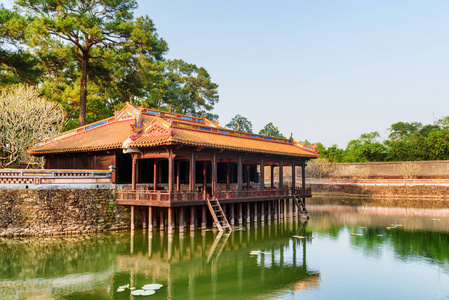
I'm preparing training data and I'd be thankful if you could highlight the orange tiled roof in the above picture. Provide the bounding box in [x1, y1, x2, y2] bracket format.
[29, 118, 135, 154]
[29, 103, 319, 158]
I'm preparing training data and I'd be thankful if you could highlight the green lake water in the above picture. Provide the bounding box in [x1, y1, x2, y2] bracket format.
[1, 198, 449, 300]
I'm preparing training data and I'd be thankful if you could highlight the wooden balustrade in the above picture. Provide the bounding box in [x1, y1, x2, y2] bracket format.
[117, 187, 311, 204]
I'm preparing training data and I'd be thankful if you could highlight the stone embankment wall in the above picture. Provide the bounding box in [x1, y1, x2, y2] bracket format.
[331, 160, 449, 179]
[311, 182, 449, 201]
[0, 189, 130, 237]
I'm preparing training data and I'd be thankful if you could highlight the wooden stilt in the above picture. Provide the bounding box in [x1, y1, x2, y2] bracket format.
[130, 205, 135, 230]
[254, 202, 258, 224]
[142, 207, 147, 229]
[160, 208, 165, 231]
[148, 206, 153, 232]
[238, 203, 243, 225]
[179, 207, 185, 233]
[168, 207, 174, 234]
[230, 203, 235, 226]
[190, 206, 195, 231]
[273, 200, 279, 220]
[246, 202, 251, 224]
[153, 207, 157, 229]
[261, 201, 265, 221]
[268, 201, 272, 222]
[201, 205, 207, 229]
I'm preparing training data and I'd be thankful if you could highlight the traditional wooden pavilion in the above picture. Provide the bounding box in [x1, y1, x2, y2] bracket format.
[29, 103, 319, 232]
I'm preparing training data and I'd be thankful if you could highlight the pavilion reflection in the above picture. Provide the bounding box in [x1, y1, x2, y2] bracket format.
[117, 220, 320, 299]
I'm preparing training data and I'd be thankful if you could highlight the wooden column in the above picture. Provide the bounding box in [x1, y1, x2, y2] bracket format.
[291, 162, 296, 194]
[278, 161, 283, 190]
[176, 160, 181, 191]
[246, 164, 250, 189]
[302, 160, 307, 210]
[226, 163, 230, 190]
[131, 154, 137, 190]
[270, 165, 274, 188]
[260, 158, 264, 190]
[302, 160, 306, 189]
[203, 161, 207, 199]
[190, 151, 196, 192]
[212, 152, 217, 197]
[237, 156, 243, 191]
[148, 207, 153, 232]
[190, 206, 195, 231]
[153, 160, 157, 191]
[168, 149, 174, 192]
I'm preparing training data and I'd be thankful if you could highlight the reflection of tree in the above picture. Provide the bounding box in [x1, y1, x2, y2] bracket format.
[389, 230, 449, 266]
[0, 233, 124, 280]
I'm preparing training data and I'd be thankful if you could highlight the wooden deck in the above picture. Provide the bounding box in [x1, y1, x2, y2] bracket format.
[116, 187, 312, 207]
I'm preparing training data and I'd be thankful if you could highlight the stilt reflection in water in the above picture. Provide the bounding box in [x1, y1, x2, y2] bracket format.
[123, 219, 319, 300]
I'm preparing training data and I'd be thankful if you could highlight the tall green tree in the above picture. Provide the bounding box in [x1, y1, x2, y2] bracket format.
[15, 0, 168, 126]
[0, 6, 41, 86]
[226, 114, 253, 133]
[259, 122, 285, 138]
[141, 59, 219, 120]
[344, 132, 386, 162]
[388, 121, 422, 141]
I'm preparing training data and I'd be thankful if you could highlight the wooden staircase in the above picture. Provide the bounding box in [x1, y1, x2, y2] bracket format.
[206, 197, 232, 232]
[292, 194, 309, 217]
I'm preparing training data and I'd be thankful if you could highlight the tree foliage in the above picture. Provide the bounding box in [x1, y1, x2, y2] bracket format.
[0, 85, 65, 168]
[2, 1, 219, 128]
[318, 117, 449, 163]
[306, 158, 334, 178]
[259, 122, 285, 138]
[225, 114, 253, 133]
[0, 6, 41, 86]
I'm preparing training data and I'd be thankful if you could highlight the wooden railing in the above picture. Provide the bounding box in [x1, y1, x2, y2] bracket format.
[117, 189, 202, 202]
[116, 187, 312, 203]
[0, 169, 112, 187]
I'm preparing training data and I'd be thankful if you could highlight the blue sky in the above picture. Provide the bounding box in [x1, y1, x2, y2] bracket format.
[3, 0, 449, 147]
